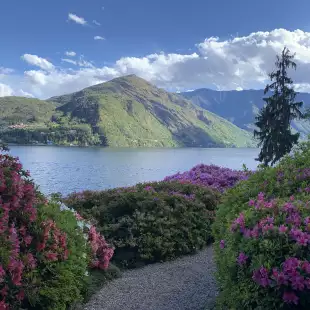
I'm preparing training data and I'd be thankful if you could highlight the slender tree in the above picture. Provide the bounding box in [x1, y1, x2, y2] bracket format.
[254, 47, 303, 166]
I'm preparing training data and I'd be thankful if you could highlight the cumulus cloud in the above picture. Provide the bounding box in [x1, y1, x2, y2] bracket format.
[65, 51, 76, 57]
[93, 20, 101, 26]
[0, 83, 14, 97]
[21, 54, 54, 71]
[68, 13, 87, 25]
[4, 28, 310, 99]
[94, 36, 105, 40]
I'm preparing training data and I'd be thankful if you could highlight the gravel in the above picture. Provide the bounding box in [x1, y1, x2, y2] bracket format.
[83, 246, 218, 310]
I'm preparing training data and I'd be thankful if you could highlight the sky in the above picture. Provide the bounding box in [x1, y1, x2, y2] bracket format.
[1, 0, 310, 98]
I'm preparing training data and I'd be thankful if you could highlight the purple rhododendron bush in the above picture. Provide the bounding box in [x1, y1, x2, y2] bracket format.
[164, 164, 249, 192]
[0, 152, 115, 310]
[213, 142, 310, 309]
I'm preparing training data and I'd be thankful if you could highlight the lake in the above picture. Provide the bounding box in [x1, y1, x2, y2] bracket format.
[9, 146, 259, 195]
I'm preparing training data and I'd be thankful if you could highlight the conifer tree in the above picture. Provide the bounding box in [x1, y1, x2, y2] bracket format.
[254, 47, 303, 166]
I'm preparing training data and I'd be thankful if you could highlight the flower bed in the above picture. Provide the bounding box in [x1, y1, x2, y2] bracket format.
[164, 164, 249, 192]
[213, 143, 310, 309]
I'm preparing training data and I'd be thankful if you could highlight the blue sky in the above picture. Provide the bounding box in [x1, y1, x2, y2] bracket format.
[1, 0, 310, 98]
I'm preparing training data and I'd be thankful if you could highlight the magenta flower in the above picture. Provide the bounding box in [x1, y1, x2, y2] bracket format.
[257, 192, 265, 200]
[272, 268, 288, 285]
[296, 233, 309, 246]
[262, 223, 274, 234]
[248, 199, 255, 207]
[290, 273, 305, 291]
[283, 291, 299, 305]
[283, 257, 300, 276]
[252, 266, 270, 287]
[220, 240, 225, 249]
[278, 225, 288, 234]
[237, 252, 248, 266]
[302, 261, 310, 274]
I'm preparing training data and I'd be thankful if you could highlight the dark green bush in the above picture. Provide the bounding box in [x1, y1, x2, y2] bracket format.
[213, 142, 310, 309]
[65, 181, 219, 268]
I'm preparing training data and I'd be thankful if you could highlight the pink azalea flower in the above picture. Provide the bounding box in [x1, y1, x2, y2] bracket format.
[248, 199, 255, 207]
[278, 225, 288, 234]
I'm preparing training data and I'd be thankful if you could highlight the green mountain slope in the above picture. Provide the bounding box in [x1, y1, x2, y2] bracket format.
[0, 96, 100, 146]
[49, 75, 254, 147]
[0, 97, 55, 127]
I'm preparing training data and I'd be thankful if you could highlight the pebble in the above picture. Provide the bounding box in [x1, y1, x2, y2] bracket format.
[83, 246, 218, 310]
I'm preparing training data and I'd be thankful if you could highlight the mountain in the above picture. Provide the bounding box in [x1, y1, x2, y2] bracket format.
[0, 97, 55, 127]
[0, 96, 99, 146]
[47, 75, 254, 147]
[181, 89, 310, 138]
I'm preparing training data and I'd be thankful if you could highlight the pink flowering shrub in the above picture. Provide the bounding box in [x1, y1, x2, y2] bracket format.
[213, 143, 310, 309]
[0, 153, 89, 309]
[0, 153, 115, 309]
[164, 164, 249, 192]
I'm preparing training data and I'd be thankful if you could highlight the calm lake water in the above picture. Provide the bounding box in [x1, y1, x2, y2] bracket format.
[9, 146, 259, 195]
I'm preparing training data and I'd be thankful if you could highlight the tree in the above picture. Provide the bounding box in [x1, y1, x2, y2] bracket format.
[254, 47, 303, 166]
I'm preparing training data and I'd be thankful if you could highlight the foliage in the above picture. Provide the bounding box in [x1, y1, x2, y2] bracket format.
[0, 153, 115, 309]
[64, 181, 220, 268]
[254, 47, 303, 166]
[213, 141, 310, 309]
[164, 164, 249, 192]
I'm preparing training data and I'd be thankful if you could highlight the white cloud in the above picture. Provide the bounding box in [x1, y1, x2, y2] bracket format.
[0, 67, 14, 75]
[22, 54, 54, 71]
[3, 28, 310, 99]
[0, 83, 14, 97]
[18, 89, 34, 98]
[65, 51, 76, 57]
[62, 58, 77, 65]
[93, 20, 101, 26]
[62, 58, 94, 68]
[94, 36, 105, 40]
[68, 13, 87, 25]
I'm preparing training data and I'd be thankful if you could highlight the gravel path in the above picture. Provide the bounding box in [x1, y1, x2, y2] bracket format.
[83, 246, 218, 310]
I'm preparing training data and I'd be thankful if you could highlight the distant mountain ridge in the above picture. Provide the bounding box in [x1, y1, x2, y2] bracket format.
[181, 88, 310, 138]
[0, 75, 254, 148]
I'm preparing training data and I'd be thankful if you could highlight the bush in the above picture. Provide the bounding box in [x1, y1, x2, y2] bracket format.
[64, 181, 220, 268]
[213, 143, 310, 309]
[0, 154, 115, 309]
[164, 164, 249, 192]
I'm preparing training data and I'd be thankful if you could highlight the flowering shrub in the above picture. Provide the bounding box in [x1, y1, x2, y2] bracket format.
[0, 153, 115, 309]
[57, 201, 114, 271]
[213, 143, 310, 309]
[64, 181, 219, 268]
[164, 164, 249, 192]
